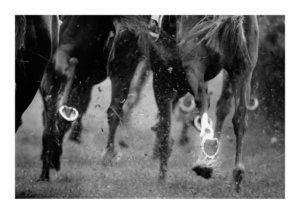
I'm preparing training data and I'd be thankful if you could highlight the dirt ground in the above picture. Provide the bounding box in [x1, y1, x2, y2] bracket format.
[15, 71, 284, 198]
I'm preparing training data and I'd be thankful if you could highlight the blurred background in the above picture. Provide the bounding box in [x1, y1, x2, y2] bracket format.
[252, 16, 285, 135]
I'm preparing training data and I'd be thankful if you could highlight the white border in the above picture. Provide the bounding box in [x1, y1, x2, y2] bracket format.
[1, 0, 299, 213]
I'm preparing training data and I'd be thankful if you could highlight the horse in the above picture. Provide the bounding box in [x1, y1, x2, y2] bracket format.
[150, 15, 259, 192]
[15, 15, 59, 131]
[39, 15, 161, 181]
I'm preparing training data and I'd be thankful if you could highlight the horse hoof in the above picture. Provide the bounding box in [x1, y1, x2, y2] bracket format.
[49, 156, 61, 171]
[158, 171, 167, 182]
[192, 165, 213, 179]
[102, 151, 117, 167]
[233, 167, 245, 193]
[38, 175, 49, 182]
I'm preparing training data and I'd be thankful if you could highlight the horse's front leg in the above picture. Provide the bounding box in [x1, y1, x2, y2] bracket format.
[40, 71, 72, 181]
[154, 103, 172, 180]
[102, 49, 140, 166]
[152, 72, 174, 181]
[102, 72, 135, 166]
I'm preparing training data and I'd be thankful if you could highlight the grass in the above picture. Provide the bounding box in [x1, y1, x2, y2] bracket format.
[15, 75, 284, 198]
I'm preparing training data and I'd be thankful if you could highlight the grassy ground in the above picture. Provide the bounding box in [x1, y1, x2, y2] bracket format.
[15, 72, 284, 198]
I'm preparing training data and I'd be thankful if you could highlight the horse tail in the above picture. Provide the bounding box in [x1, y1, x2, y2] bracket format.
[229, 16, 258, 111]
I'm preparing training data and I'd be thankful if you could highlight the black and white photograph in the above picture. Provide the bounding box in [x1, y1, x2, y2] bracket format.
[14, 14, 285, 199]
[2, 0, 298, 210]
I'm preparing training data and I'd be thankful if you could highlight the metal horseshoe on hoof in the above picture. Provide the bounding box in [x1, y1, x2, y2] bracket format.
[201, 135, 220, 161]
[194, 115, 202, 132]
[59, 105, 79, 122]
[179, 92, 196, 113]
[194, 112, 221, 166]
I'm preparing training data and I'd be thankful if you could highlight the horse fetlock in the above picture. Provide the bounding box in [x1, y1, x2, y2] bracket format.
[233, 164, 245, 192]
[102, 149, 117, 167]
[39, 172, 50, 182]
[158, 164, 167, 181]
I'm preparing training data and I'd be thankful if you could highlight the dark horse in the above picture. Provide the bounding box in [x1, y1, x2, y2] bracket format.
[15, 15, 59, 131]
[39, 16, 160, 181]
[151, 15, 259, 192]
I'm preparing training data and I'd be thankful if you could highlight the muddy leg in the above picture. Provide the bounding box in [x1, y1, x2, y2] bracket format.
[102, 63, 138, 166]
[102, 29, 141, 166]
[39, 71, 72, 181]
[154, 103, 172, 180]
[152, 75, 174, 180]
[215, 72, 233, 139]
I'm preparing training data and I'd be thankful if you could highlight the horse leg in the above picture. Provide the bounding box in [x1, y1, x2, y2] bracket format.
[152, 72, 174, 180]
[178, 123, 190, 146]
[102, 71, 136, 166]
[215, 71, 233, 139]
[123, 59, 150, 122]
[153, 101, 172, 180]
[69, 117, 83, 143]
[231, 72, 254, 192]
[69, 84, 93, 143]
[15, 78, 39, 131]
[39, 70, 72, 181]
[175, 92, 196, 146]
[15, 55, 49, 131]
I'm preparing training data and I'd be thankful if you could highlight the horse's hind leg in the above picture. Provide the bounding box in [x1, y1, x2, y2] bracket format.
[230, 70, 255, 192]
[215, 71, 233, 139]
